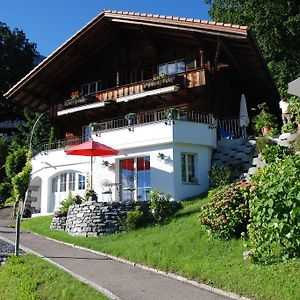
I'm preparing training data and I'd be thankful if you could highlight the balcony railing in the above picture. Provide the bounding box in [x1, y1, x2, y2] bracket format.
[94, 69, 205, 103]
[34, 113, 245, 155]
[57, 68, 206, 112]
[217, 118, 245, 139]
[33, 136, 86, 156]
[89, 110, 215, 134]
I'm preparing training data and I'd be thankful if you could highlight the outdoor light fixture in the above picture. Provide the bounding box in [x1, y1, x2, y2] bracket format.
[157, 152, 170, 161]
[102, 160, 111, 167]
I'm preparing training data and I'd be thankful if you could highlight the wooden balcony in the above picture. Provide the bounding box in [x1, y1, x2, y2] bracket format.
[95, 68, 206, 102]
[58, 68, 206, 112]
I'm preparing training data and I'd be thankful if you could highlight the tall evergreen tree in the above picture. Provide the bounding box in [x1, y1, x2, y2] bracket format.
[0, 22, 52, 204]
[0, 22, 38, 113]
[205, 0, 300, 94]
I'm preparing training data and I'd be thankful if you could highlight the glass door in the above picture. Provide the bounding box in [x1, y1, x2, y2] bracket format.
[137, 157, 151, 201]
[120, 156, 151, 202]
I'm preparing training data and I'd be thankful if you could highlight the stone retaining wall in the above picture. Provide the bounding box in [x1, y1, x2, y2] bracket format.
[65, 201, 134, 237]
[50, 216, 67, 230]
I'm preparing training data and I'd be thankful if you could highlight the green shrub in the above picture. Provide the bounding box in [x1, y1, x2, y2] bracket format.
[293, 135, 300, 152]
[125, 205, 144, 231]
[149, 189, 173, 224]
[58, 192, 82, 214]
[281, 122, 295, 133]
[248, 155, 300, 264]
[209, 164, 231, 187]
[199, 182, 252, 240]
[84, 189, 97, 201]
[0, 182, 11, 207]
[5, 147, 28, 179]
[255, 136, 275, 153]
[260, 144, 292, 163]
[288, 96, 300, 124]
[252, 102, 277, 135]
[268, 127, 279, 137]
[11, 160, 32, 203]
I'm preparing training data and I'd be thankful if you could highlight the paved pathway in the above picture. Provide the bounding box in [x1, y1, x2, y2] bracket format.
[0, 207, 242, 300]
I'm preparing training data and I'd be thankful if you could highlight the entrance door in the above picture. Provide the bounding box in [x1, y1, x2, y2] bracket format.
[120, 156, 151, 202]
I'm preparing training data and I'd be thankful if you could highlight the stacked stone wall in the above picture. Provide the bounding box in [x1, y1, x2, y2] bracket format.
[50, 216, 67, 230]
[65, 202, 134, 237]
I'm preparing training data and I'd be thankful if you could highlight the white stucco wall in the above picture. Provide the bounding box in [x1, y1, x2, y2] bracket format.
[173, 144, 212, 200]
[30, 120, 216, 213]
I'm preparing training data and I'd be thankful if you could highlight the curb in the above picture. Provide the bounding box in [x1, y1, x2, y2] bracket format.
[27, 231, 251, 300]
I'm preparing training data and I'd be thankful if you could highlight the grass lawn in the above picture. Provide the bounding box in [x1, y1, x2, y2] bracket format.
[22, 198, 300, 300]
[0, 254, 108, 300]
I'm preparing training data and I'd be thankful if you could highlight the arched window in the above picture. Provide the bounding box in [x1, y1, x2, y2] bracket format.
[51, 172, 86, 193]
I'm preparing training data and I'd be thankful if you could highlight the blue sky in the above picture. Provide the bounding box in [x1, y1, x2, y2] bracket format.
[1, 0, 211, 57]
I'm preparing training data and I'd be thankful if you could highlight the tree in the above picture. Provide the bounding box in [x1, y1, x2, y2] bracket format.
[5, 146, 28, 180]
[0, 22, 38, 112]
[0, 137, 9, 179]
[13, 108, 52, 151]
[205, 0, 300, 94]
[0, 137, 9, 206]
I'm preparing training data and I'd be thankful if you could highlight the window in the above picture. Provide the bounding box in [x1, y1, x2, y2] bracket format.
[181, 153, 197, 183]
[69, 172, 75, 191]
[52, 176, 58, 192]
[78, 174, 86, 190]
[81, 80, 101, 96]
[60, 173, 67, 192]
[52, 173, 86, 193]
[158, 59, 186, 76]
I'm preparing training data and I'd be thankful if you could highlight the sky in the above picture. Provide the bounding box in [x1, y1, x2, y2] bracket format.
[0, 0, 211, 57]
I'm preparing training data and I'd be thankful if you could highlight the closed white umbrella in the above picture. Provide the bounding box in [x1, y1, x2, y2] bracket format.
[239, 94, 249, 137]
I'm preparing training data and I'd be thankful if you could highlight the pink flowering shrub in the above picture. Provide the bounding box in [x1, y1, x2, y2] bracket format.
[199, 181, 253, 239]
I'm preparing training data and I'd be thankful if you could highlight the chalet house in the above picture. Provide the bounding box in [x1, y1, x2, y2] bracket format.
[5, 10, 278, 214]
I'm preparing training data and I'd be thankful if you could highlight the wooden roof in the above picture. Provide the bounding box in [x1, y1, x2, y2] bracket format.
[4, 10, 279, 112]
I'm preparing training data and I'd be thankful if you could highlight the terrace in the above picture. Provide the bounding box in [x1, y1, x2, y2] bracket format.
[35, 109, 243, 154]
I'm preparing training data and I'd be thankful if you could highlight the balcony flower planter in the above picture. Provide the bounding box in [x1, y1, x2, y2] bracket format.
[164, 108, 180, 119]
[64, 95, 96, 108]
[143, 75, 183, 91]
[89, 122, 99, 133]
[125, 113, 136, 131]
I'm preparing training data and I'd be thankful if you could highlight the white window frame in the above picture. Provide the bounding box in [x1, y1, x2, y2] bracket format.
[68, 172, 76, 191]
[52, 172, 86, 193]
[181, 153, 198, 184]
[78, 174, 86, 190]
[81, 80, 101, 96]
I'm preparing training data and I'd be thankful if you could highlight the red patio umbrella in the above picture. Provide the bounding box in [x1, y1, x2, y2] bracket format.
[65, 140, 118, 188]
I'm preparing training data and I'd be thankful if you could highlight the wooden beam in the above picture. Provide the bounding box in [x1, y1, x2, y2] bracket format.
[221, 40, 256, 98]
[212, 37, 222, 74]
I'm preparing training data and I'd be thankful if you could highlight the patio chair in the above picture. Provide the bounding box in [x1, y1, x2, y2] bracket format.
[219, 128, 234, 139]
[123, 174, 136, 202]
[101, 179, 113, 202]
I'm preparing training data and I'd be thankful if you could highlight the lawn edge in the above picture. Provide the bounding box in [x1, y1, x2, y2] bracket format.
[24, 230, 251, 300]
[0, 234, 120, 300]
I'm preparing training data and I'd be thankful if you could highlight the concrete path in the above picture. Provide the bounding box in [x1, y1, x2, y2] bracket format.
[0, 209, 242, 300]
